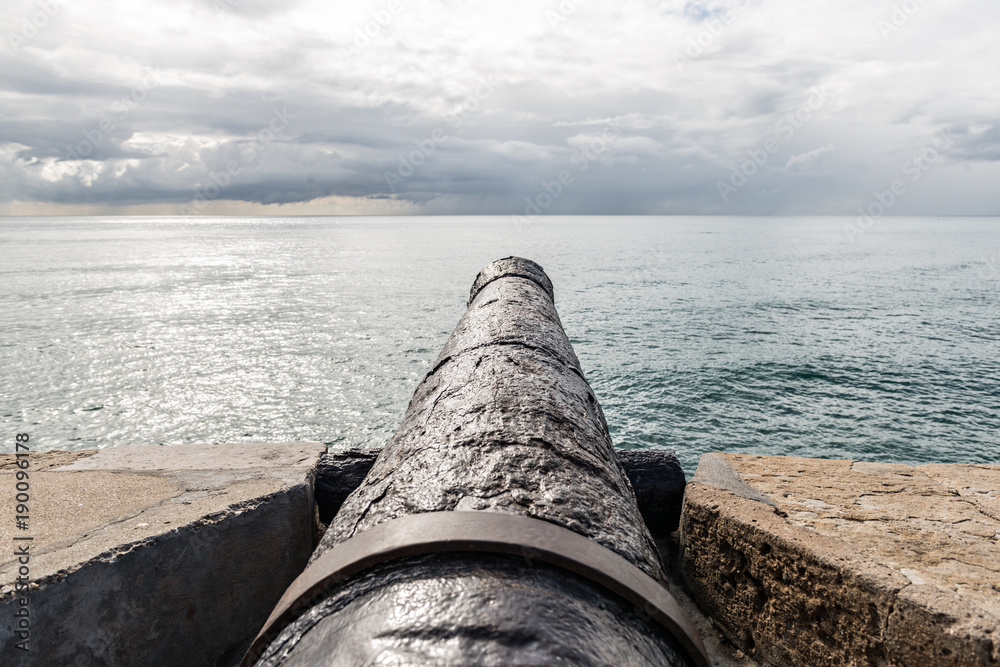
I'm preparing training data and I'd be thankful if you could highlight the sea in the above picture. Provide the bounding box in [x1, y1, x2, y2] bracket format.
[1, 216, 997, 477]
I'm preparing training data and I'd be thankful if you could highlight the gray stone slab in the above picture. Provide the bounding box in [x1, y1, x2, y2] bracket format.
[681, 453, 1000, 667]
[0, 442, 325, 667]
[58, 441, 323, 473]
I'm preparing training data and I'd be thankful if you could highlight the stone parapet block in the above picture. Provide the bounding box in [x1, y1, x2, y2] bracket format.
[0, 442, 326, 667]
[680, 453, 1000, 667]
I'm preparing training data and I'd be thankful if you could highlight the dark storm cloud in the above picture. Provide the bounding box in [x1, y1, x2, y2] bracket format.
[0, 0, 998, 214]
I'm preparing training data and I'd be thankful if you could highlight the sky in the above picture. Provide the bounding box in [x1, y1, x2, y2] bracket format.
[1, 0, 998, 217]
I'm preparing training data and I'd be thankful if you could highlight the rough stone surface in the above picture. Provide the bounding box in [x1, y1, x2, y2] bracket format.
[315, 447, 686, 533]
[258, 258, 695, 667]
[0, 442, 325, 667]
[919, 463, 1000, 523]
[0, 449, 97, 471]
[681, 453, 1000, 667]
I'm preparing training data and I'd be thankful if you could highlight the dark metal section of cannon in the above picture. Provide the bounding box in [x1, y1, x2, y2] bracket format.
[315, 448, 686, 536]
[252, 257, 705, 667]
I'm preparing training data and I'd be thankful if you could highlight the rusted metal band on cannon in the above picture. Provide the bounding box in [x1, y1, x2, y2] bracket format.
[242, 511, 710, 667]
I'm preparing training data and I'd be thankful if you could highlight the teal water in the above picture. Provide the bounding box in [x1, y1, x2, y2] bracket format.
[1, 216, 997, 476]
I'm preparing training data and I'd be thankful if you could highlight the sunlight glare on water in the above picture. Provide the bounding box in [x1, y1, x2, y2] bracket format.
[1, 216, 997, 476]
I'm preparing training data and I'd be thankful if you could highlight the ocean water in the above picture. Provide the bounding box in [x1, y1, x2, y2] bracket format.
[1, 216, 997, 477]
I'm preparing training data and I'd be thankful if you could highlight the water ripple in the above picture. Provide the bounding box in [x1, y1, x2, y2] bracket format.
[1, 216, 997, 477]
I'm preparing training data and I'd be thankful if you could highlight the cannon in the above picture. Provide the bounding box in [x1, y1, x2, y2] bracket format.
[244, 257, 708, 667]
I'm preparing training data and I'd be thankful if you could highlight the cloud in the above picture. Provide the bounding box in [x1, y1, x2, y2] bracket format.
[0, 0, 998, 215]
[784, 144, 834, 172]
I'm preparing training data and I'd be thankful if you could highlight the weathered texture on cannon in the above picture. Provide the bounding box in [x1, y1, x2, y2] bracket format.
[254, 257, 699, 667]
[314, 447, 687, 533]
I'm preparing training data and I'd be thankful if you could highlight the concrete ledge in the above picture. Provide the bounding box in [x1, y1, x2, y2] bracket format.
[680, 454, 1000, 666]
[0, 442, 325, 667]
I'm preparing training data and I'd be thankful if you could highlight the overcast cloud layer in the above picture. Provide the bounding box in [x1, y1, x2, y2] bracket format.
[1, 0, 998, 216]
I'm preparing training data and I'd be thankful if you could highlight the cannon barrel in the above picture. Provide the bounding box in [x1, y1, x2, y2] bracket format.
[247, 257, 707, 667]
